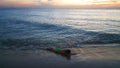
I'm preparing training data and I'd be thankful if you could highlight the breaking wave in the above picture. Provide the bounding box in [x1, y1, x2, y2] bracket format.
[0, 19, 120, 49]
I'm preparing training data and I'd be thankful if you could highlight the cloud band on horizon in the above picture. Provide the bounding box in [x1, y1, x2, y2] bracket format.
[0, 0, 120, 8]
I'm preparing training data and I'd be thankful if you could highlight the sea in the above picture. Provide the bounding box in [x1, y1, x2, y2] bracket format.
[0, 8, 120, 50]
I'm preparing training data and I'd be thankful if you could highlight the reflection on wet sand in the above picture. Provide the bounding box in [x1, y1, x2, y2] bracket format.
[0, 46, 120, 68]
[71, 47, 120, 60]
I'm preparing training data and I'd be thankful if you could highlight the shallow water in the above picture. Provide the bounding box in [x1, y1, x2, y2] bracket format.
[0, 8, 120, 49]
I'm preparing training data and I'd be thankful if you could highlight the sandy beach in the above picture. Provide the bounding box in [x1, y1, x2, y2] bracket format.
[0, 45, 120, 68]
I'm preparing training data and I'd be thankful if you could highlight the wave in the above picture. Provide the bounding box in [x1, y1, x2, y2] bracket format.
[63, 17, 120, 23]
[0, 19, 120, 49]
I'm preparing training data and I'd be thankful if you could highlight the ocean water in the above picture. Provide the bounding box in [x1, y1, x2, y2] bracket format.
[0, 8, 120, 49]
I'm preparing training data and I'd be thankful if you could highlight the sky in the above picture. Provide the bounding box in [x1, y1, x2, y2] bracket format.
[0, 0, 120, 8]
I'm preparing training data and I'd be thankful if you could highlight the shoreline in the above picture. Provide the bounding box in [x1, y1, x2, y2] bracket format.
[0, 46, 120, 68]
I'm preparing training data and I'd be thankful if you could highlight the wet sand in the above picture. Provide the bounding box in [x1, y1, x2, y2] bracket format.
[0, 46, 120, 68]
[71, 47, 120, 60]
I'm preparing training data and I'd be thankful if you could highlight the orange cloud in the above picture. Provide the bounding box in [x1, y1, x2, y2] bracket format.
[0, 0, 120, 8]
[0, 0, 39, 7]
[48, 1, 120, 9]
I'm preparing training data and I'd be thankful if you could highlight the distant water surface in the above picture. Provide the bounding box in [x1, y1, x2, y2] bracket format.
[0, 8, 120, 49]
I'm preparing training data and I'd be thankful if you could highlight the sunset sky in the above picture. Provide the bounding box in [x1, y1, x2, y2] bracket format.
[0, 0, 120, 8]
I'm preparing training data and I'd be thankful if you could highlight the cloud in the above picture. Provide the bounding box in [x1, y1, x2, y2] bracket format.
[92, 0, 118, 3]
[0, 0, 120, 8]
[48, 0, 52, 1]
[33, 0, 41, 2]
[110, 0, 117, 3]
